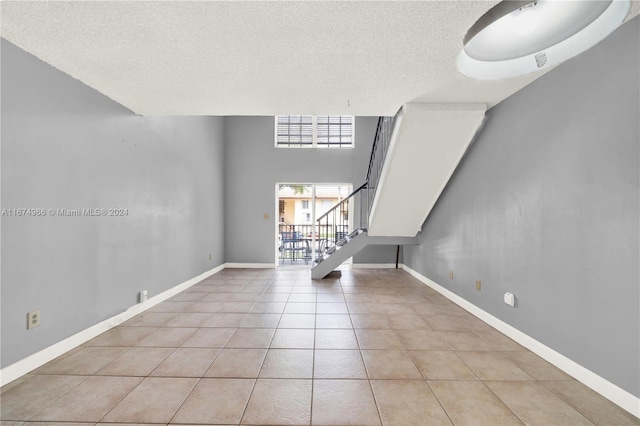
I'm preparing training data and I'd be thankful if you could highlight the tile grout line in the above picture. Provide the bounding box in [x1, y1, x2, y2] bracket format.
[537, 380, 602, 425]
[354, 272, 386, 426]
[309, 278, 318, 426]
[380, 273, 506, 426]
[478, 380, 528, 426]
[227, 274, 274, 426]
[3, 375, 92, 423]
[93, 374, 145, 424]
[423, 379, 457, 426]
[372, 272, 455, 424]
[165, 376, 202, 425]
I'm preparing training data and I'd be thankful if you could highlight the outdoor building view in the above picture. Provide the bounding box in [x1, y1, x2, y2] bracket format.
[277, 184, 351, 264]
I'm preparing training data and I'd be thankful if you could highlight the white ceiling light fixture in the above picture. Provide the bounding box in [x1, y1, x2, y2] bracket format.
[458, 0, 630, 80]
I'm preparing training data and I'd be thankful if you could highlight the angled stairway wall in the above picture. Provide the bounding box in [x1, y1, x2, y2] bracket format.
[368, 103, 486, 237]
[312, 103, 486, 278]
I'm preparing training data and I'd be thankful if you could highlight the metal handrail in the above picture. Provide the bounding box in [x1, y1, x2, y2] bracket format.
[366, 115, 395, 214]
[313, 114, 396, 264]
[313, 181, 371, 263]
[366, 117, 385, 181]
[315, 181, 368, 224]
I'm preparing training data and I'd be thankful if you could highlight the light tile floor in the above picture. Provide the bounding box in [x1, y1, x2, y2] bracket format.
[2, 268, 638, 425]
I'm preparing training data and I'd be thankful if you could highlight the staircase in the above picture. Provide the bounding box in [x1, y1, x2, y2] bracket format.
[311, 103, 486, 279]
[311, 227, 419, 280]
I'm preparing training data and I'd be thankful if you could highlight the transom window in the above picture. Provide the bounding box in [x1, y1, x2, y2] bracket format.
[276, 115, 354, 148]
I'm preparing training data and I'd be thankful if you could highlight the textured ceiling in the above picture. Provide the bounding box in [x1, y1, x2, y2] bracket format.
[1, 1, 638, 116]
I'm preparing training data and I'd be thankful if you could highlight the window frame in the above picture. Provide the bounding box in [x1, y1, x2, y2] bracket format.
[275, 115, 355, 149]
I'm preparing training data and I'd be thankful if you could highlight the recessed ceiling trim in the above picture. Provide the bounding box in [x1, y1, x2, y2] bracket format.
[458, 0, 630, 80]
[463, 0, 532, 45]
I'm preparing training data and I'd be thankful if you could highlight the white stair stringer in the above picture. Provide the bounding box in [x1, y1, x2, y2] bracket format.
[311, 231, 418, 279]
[368, 103, 486, 237]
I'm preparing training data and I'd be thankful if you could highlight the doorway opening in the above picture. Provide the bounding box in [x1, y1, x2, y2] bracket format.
[276, 183, 352, 268]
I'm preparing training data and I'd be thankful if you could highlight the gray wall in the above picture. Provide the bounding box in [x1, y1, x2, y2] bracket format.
[224, 116, 397, 264]
[1, 40, 225, 367]
[404, 17, 639, 397]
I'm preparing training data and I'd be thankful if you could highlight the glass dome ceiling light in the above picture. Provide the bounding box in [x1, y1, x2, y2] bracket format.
[457, 0, 630, 80]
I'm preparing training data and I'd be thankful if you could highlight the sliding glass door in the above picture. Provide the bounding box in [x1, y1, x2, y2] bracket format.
[276, 183, 351, 266]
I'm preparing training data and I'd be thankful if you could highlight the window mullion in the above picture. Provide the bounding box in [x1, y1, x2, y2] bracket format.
[312, 116, 318, 147]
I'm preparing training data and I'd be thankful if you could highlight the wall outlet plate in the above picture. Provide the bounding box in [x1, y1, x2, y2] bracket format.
[475, 280, 481, 291]
[27, 310, 41, 329]
[449, 271, 454, 279]
[504, 292, 515, 307]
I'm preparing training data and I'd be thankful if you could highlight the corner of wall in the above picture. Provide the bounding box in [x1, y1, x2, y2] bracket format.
[400, 264, 640, 418]
[0, 264, 225, 387]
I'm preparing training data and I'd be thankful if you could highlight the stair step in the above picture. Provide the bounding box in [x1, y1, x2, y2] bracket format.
[311, 230, 369, 280]
[337, 236, 350, 246]
[348, 229, 361, 239]
[312, 230, 368, 279]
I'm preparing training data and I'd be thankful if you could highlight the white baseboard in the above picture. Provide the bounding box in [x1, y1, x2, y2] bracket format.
[224, 263, 276, 269]
[352, 263, 399, 269]
[401, 263, 640, 418]
[0, 263, 225, 387]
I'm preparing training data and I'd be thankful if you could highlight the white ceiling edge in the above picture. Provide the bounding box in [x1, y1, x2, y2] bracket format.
[367, 102, 486, 237]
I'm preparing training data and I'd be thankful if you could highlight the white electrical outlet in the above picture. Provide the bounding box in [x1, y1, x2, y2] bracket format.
[139, 290, 148, 303]
[27, 310, 41, 329]
[504, 292, 515, 307]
